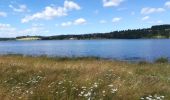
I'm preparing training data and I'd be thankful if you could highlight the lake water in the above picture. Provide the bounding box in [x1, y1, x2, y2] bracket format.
[0, 39, 170, 62]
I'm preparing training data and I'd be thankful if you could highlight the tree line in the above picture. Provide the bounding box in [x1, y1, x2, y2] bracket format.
[1, 24, 170, 41]
[41, 24, 170, 40]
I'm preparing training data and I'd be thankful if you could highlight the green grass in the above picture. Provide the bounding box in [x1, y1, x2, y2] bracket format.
[0, 55, 170, 100]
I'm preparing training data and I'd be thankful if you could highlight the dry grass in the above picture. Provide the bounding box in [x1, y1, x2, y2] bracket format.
[0, 55, 170, 100]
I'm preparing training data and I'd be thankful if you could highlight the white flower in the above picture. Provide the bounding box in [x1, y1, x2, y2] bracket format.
[30, 91, 33, 94]
[161, 96, 165, 98]
[26, 90, 29, 93]
[82, 86, 86, 89]
[81, 91, 84, 94]
[58, 81, 63, 85]
[108, 84, 114, 87]
[111, 88, 117, 94]
[94, 84, 98, 88]
[148, 95, 152, 98]
[102, 90, 106, 94]
[145, 97, 151, 100]
[93, 82, 98, 88]
[156, 97, 161, 99]
[84, 91, 91, 97]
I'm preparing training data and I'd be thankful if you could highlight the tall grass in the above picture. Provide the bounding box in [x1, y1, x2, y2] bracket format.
[0, 55, 170, 100]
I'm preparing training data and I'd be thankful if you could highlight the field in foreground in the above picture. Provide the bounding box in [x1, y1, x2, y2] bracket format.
[0, 55, 170, 100]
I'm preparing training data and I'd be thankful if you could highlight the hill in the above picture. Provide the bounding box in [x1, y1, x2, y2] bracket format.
[1, 24, 170, 40]
[41, 24, 170, 40]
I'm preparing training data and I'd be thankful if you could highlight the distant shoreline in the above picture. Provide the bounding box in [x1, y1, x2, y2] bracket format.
[1, 38, 170, 41]
[1, 24, 170, 41]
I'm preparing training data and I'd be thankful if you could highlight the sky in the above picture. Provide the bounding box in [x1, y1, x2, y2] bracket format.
[0, 0, 170, 37]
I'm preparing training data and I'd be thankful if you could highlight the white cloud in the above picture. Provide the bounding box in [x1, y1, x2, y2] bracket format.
[32, 23, 44, 27]
[22, 6, 67, 23]
[0, 11, 7, 17]
[141, 7, 165, 14]
[74, 18, 86, 25]
[147, 20, 163, 24]
[0, 24, 16, 32]
[103, 0, 123, 7]
[112, 17, 122, 23]
[157, 20, 163, 24]
[99, 20, 107, 24]
[9, 4, 29, 13]
[19, 26, 46, 35]
[0, 24, 10, 30]
[0, 23, 48, 37]
[165, 1, 170, 8]
[61, 21, 72, 27]
[22, 1, 81, 23]
[142, 16, 150, 21]
[59, 18, 87, 27]
[0, 23, 17, 37]
[64, 0, 81, 10]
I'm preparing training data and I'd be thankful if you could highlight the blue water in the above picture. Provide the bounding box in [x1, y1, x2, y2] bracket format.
[0, 39, 170, 62]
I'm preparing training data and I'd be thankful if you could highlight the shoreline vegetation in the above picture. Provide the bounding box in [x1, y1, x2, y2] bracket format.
[0, 24, 170, 41]
[0, 55, 170, 99]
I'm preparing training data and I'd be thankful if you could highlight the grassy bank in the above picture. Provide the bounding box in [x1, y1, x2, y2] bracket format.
[0, 55, 170, 100]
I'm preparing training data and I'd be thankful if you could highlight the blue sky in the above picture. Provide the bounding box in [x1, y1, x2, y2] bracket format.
[0, 0, 170, 37]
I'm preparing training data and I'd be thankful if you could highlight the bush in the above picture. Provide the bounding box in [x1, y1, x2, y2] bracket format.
[155, 57, 169, 63]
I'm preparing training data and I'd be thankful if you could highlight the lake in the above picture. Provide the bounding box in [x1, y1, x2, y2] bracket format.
[0, 39, 170, 62]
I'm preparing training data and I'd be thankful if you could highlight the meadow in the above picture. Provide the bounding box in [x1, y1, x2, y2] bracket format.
[0, 55, 170, 100]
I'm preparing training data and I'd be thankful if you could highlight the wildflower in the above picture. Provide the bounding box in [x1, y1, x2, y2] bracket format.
[82, 86, 86, 89]
[93, 83, 98, 88]
[145, 97, 151, 100]
[78, 94, 82, 96]
[161, 96, 165, 98]
[30, 91, 33, 94]
[26, 90, 29, 93]
[81, 91, 85, 95]
[156, 97, 161, 99]
[102, 90, 106, 94]
[84, 91, 91, 97]
[58, 81, 63, 85]
[148, 95, 152, 98]
[108, 84, 114, 87]
[111, 88, 117, 94]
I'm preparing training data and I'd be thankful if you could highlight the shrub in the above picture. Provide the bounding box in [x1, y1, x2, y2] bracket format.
[155, 57, 169, 63]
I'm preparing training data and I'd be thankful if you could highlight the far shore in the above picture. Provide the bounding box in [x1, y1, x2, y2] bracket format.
[1, 38, 170, 42]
